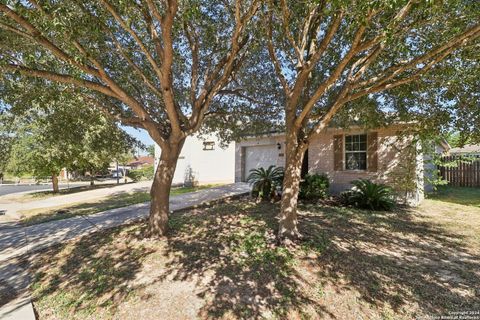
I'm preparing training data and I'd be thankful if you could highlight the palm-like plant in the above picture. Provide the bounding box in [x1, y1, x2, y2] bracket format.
[246, 165, 284, 201]
[343, 179, 395, 211]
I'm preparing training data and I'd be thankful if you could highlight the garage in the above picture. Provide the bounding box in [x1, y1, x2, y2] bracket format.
[244, 144, 279, 180]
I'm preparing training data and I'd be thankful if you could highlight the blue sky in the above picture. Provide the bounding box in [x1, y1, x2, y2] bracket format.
[122, 126, 155, 148]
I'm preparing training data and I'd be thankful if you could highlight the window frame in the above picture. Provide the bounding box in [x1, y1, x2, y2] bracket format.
[202, 141, 215, 151]
[344, 134, 368, 171]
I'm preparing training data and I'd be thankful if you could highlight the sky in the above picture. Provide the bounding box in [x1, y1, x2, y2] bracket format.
[121, 126, 155, 154]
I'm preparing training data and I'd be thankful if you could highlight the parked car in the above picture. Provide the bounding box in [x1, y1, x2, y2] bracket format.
[112, 171, 123, 178]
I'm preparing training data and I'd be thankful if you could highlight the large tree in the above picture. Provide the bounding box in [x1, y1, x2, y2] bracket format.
[262, 0, 479, 240]
[0, 114, 13, 183]
[75, 114, 142, 186]
[0, 0, 260, 235]
[2, 96, 141, 192]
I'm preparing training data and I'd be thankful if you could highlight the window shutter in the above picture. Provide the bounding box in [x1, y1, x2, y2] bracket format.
[367, 132, 378, 172]
[333, 135, 343, 171]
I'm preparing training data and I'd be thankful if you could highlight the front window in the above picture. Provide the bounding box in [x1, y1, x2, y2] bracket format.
[203, 141, 215, 151]
[345, 134, 367, 170]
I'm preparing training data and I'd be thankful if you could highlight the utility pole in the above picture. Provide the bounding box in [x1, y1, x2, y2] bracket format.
[116, 160, 119, 185]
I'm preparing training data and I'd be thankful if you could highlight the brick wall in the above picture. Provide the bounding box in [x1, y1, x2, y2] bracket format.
[308, 126, 421, 203]
[236, 126, 424, 205]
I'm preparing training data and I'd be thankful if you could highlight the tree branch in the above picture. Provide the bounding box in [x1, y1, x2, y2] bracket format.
[157, 0, 183, 138]
[279, 0, 303, 65]
[266, 6, 290, 95]
[307, 25, 480, 141]
[187, 0, 261, 135]
[288, 10, 343, 106]
[299, 4, 322, 55]
[349, 42, 471, 101]
[2, 64, 117, 98]
[184, 21, 200, 105]
[141, 0, 165, 62]
[0, 3, 100, 77]
[100, 0, 164, 81]
[81, 94, 145, 129]
[294, 17, 368, 127]
[74, 2, 163, 99]
[0, 22, 34, 40]
[355, 24, 480, 90]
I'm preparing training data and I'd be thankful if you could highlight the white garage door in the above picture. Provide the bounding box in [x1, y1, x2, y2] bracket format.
[245, 145, 278, 179]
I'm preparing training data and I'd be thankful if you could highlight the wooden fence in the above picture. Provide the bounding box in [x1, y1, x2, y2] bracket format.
[438, 155, 480, 187]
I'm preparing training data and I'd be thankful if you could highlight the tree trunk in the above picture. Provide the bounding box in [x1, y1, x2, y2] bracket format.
[278, 133, 306, 241]
[90, 172, 95, 186]
[148, 139, 184, 237]
[52, 173, 59, 193]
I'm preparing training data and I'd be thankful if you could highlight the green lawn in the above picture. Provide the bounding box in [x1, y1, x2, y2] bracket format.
[6, 182, 134, 204]
[428, 186, 480, 207]
[30, 188, 480, 320]
[25, 183, 123, 200]
[20, 184, 220, 226]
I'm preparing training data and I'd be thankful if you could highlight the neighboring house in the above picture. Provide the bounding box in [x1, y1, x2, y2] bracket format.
[128, 156, 154, 169]
[154, 134, 235, 186]
[439, 144, 480, 188]
[235, 125, 445, 205]
[449, 144, 480, 156]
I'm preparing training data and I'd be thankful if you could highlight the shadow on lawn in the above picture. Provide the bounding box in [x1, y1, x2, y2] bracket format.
[30, 199, 480, 319]
[160, 201, 332, 319]
[163, 201, 480, 318]
[30, 226, 154, 317]
[299, 204, 480, 315]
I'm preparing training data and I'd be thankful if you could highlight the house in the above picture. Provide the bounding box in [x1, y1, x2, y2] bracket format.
[439, 144, 480, 188]
[128, 156, 154, 169]
[235, 125, 446, 205]
[154, 134, 235, 186]
[449, 144, 480, 156]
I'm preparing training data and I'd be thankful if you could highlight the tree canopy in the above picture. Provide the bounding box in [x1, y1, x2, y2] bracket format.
[0, 0, 263, 147]
[254, 0, 480, 240]
[2, 93, 141, 188]
[0, 0, 265, 235]
[0, 0, 478, 237]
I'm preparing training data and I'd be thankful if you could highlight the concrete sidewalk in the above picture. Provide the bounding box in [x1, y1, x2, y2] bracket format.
[0, 183, 250, 320]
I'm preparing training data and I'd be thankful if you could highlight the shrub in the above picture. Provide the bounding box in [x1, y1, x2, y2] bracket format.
[341, 179, 395, 211]
[247, 165, 284, 201]
[127, 165, 154, 182]
[299, 173, 330, 200]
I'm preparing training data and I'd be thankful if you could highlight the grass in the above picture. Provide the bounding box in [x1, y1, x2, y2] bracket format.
[19, 184, 221, 226]
[27, 183, 217, 200]
[21, 192, 151, 226]
[4, 182, 134, 204]
[428, 185, 480, 207]
[169, 184, 220, 195]
[26, 183, 123, 200]
[29, 187, 480, 320]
